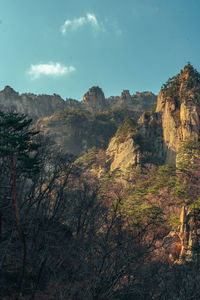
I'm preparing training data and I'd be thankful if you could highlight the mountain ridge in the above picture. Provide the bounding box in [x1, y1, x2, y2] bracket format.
[90, 64, 200, 173]
[0, 84, 157, 156]
[0, 84, 157, 119]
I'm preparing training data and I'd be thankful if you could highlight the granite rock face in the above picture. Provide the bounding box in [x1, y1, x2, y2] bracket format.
[105, 64, 200, 172]
[105, 111, 164, 172]
[156, 64, 200, 163]
[106, 134, 141, 173]
[82, 86, 107, 112]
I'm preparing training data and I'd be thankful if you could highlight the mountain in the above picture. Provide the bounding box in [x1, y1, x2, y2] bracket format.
[0, 86, 65, 122]
[80, 86, 156, 114]
[2, 64, 199, 168]
[36, 109, 124, 157]
[2, 65, 200, 298]
[0, 85, 156, 119]
[104, 64, 200, 172]
[0, 84, 156, 156]
[157, 63, 200, 162]
[77, 64, 200, 263]
[36, 90, 157, 156]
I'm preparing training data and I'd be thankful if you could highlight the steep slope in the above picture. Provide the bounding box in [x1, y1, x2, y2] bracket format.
[36, 108, 134, 156]
[157, 63, 200, 162]
[105, 64, 200, 172]
[79, 64, 200, 263]
[81, 86, 108, 112]
[106, 111, 164, 172]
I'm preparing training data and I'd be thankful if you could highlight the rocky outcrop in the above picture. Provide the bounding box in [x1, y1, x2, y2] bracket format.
[105, 111, 164, 172]
[107, 90, 157, 115]
[156, 64, 200, 163]
[0, 85, 157, 121]
[163, 205, 200, 262]
[106, 135, 141, 172]
[119, 90, 132, 103]
[156, 91, 181, 162]
[156, 92, 200, 163]
[105, 64, 200, 172]
[82, 86, 107, 112]
[81, 87, 157, 114]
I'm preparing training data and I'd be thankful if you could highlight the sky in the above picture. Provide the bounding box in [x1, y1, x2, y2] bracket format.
[0, 0, 200, 101]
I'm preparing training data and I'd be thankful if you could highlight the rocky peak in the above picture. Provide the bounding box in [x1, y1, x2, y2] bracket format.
[1, 85, 19, 98]
[120, 90, 131, 101]
[156, 64, 200, 162]
[82, 86, 107, 111]
[181, 63, 200, 80]
[105, 64, 200, 173]
[159, 64, 200, 107]
[82, 86, 105, 102]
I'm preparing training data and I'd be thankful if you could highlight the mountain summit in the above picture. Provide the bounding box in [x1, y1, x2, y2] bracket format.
[156, 63, 200, 162]
[105, 64, 200, 171]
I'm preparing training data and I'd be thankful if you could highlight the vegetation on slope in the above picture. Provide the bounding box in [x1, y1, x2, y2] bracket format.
[37, 107, 137, 156]
[2, 63, 200, 299]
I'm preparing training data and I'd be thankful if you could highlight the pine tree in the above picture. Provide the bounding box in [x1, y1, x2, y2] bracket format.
[0, 111, 40, 298]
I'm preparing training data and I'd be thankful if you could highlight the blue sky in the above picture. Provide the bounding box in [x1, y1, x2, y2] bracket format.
[0, 0, 200, 100]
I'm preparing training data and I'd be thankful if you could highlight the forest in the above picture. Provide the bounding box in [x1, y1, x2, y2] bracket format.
[1, 107, 200, 300]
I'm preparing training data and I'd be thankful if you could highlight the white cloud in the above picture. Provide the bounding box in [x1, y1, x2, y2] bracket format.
[61, 17, 86, 35]
[87, 13, 100, 30]
[61, 13, 104, 35]
[28, 62, 75, 80]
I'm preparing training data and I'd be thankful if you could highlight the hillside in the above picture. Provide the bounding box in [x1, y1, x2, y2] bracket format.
[2, 64, 200, 299]
[97, 63, 200, 173]
[0, 85, 156, 156]
[78, 64, 200, 265]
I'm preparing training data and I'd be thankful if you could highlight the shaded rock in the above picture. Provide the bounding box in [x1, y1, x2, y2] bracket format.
[82, 86, 107, 112]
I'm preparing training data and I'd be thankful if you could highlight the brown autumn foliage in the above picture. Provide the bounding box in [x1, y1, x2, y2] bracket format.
[1, 127, 200, 299]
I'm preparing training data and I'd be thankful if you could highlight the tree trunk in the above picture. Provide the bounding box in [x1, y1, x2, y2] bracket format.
[10, 155, 26, 299]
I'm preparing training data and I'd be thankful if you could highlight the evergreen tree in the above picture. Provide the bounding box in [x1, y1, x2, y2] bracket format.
[0, 111, 40, 298]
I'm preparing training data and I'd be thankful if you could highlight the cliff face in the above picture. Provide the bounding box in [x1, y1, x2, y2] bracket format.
[156, 64, 200, 162]
[105, 64, 200, 172]
[106, 134, 141, 173]
[105, 111, 164, 172]
[82, 86, 107, 112]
